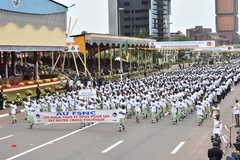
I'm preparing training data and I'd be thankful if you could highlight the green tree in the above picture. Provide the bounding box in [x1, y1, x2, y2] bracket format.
[81, 30, 88, 35]
[134, 28, 150, 38]
[173, 35, 192, 41]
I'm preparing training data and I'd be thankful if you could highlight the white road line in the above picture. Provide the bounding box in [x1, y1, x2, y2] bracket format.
[171, 142, 185, 154]
[0, 113, 10, 118]
[6, 122, 99, 160]
[222, 136, 227, 144]
[0, 135, 13, 141]
[43, 123, 51, 126]
[164, 112, 169, 116]
[224, 125, 229, 132]
[102, 140, 124, 153]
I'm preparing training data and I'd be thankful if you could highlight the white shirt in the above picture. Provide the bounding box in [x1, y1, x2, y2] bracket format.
[196, 105, 204, 115]
[119, 108, 126, 119]
[10, 104, 17, 114]
[213, 120, 223, 135]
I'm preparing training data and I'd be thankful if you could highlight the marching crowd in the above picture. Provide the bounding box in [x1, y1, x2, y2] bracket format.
[9, 64, 240, 133]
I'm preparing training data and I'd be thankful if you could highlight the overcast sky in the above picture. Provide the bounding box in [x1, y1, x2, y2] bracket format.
[54, 0, 237, 35]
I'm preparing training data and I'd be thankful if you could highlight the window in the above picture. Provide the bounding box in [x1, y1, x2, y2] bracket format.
[124, 10, 130, 14]
[136, 17, 149, 21]
[124, 2, 130, 6]
[124, 18, 131, 21]
[142, 1, 149, 5]
[135, 9, 148, 14]
[124, 25, 131, 29]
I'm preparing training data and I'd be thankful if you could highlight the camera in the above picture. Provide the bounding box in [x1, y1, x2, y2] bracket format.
[211, 136, 222, 147]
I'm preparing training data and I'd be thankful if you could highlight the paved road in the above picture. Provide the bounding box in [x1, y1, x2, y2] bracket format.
[0, 83, 240, 160]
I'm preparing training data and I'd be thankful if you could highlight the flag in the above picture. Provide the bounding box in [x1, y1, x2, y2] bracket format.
[123, 40, 128, 61]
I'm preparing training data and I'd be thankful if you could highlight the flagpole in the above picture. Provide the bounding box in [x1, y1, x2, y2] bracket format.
[120, 46, 123, 81]
[110, 45, 112, 77]
[129, 49, 132, 73]
[144, 48, 147, 70]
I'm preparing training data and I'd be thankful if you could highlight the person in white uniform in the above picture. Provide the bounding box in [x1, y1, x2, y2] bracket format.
[10, 101, 17, 124]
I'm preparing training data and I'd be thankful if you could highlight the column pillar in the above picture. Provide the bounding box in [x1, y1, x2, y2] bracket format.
[11, 52, 15, 76]
[59, 51, 62, 73]
[98, 45, 101, 77]
[3, 52, 8, 78]
[34, 52, 38, 80]
[24, 52, 27, 65]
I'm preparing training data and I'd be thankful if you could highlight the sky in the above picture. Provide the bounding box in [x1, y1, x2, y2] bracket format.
[54, 0, 237, 35]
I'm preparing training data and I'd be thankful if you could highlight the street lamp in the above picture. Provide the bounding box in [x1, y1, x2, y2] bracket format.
[68, 4, 76, 8]
[118, 8, 124, 36]
[118, 8, 124, 81]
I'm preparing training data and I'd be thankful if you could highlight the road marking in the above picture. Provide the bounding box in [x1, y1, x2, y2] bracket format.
[0, 135, 13, 141]
[222, 136, 227, 144]
[44, 123, 51, 126]
[0, 113, 9, 118]
[164, 112, 169, 116]
[102, 140, 124, 153]
[224, 125, 229, 132]
[171, 142, 185, 154]
[6, 122, 99, 160]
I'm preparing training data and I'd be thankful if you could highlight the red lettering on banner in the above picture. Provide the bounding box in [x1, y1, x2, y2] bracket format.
[55, 119, 68, 122]
[43, 116, 49, 119]
[90, 115, 102, 118]
[62, 116, 73, 118]
[49, 119, 55, 122]
[103, 115, 110, 118]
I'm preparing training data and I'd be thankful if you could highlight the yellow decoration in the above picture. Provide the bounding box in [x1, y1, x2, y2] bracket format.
[44, 79, 51, 83]
[25, 90, 33, 96]
[18, 82, 25, 86]
[37, 80, 43, 84]
[27, 81, 34, 85]
[6, 84, 11, 88]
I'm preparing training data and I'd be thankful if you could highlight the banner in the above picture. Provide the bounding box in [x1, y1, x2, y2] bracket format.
[149, 41, 215, 49]
[79, 89, 97, 100]
[33, 110, 119, 123]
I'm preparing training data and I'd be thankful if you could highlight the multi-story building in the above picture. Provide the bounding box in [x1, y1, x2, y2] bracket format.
[108, 0, 171, 41]
[186, 26, 212, 41]
[170, 31, 183, 41]
[216, 0, 238, 45]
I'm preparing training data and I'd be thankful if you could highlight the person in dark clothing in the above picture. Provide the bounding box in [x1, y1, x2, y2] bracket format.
[66, 80, 70, 92]
[36, 85, 41, 100]
[208, 141, 223, 160]
[0, 89, 3, 110]
[144, 70, 147, 77]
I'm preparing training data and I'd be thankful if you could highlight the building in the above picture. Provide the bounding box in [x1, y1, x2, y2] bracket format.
[215, 0, 239, 45]
[170, 31, 183, 41]
[186, 26, 212, 41]
[108, 0, 171, 41]
[0, 0, 68, 79]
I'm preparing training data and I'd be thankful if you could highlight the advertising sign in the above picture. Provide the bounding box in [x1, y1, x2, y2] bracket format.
[79, 89, 97, 100]
[33, 110, 119, 123]
[149, 41, 215, 49]
[63, 45, 79, 52]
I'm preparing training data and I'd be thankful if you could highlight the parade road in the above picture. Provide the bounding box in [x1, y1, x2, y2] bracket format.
[1, 84, 240, 160]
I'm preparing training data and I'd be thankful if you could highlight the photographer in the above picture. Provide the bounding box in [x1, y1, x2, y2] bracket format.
[232, 99, 240, 127]
[208, 141, 223, 160]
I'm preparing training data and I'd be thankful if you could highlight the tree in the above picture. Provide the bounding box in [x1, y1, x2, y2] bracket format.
[173, 35, 192, 41]
[81, 30, 88, 35]
[134, 28, 150, 38]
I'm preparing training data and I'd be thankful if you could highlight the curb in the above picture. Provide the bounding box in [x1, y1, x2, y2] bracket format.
[0, 109, 24, 118]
